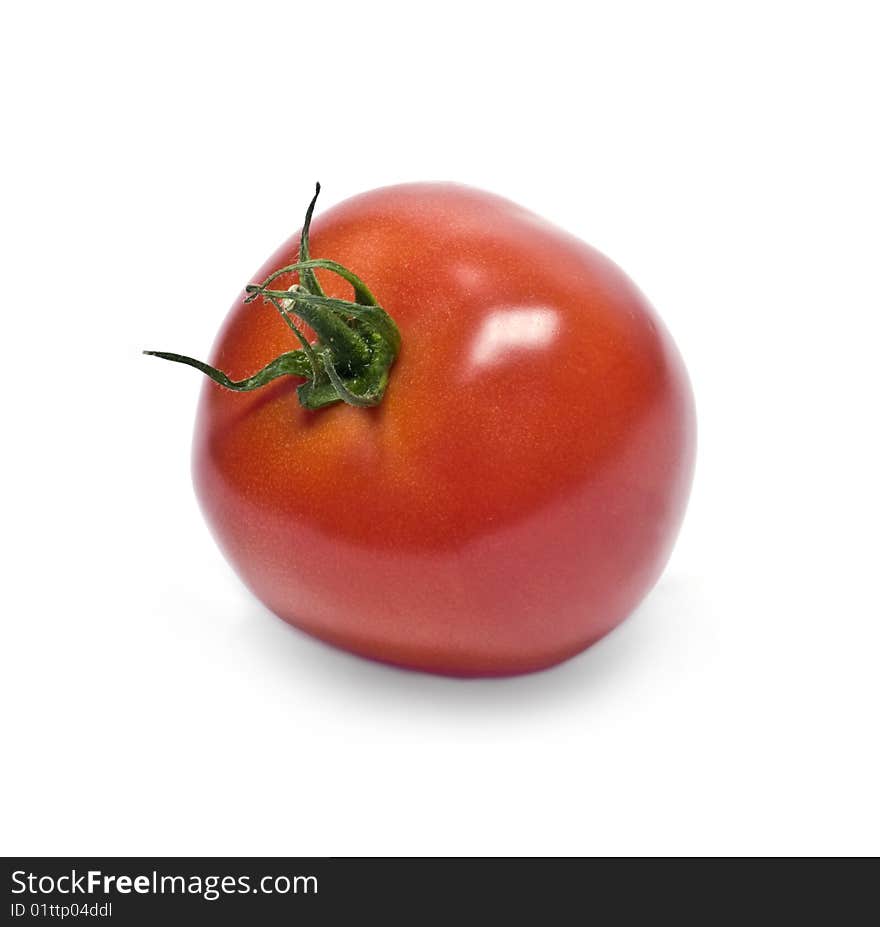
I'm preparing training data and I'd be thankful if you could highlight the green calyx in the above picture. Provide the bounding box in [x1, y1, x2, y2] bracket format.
[145, 184, 401, 410]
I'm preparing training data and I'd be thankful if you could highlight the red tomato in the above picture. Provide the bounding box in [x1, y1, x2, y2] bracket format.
[189, 184, 695, 676]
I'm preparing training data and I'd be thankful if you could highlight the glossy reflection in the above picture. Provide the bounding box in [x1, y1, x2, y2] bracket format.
[469, 307, 560, 368]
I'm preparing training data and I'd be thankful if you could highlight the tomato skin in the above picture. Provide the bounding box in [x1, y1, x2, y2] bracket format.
[192, 184, 695, 676]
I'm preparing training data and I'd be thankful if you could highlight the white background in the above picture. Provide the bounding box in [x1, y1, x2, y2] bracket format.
[2, 1, 878, 856]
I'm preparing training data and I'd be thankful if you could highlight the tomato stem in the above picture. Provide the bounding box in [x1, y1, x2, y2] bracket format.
[144, 184, 401, 410]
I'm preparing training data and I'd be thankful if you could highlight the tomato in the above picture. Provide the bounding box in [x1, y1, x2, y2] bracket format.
[158, 183, 695, 676]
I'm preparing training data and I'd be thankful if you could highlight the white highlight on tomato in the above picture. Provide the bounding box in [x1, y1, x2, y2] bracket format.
[469, 307, 560, 367]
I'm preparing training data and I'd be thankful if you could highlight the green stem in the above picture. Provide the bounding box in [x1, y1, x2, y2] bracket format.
[282, 291, 372, 372]
[245, 258, 379, 307]
[297, 183, 326, 298]
[145, 184, 402, 411]
[143, 350, 311, 390]
[255, 288, 400, 353]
